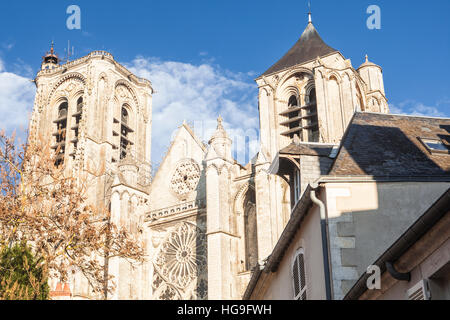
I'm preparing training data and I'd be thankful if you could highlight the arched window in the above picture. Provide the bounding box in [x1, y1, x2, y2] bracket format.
[53, 101, 68, 166]
[307, 88, 316, 104]
[280, 94, 302, 139]
[58, 102, 68, 118]
[288, 95, 298, 107]
[292, 249, 307, 300]
[303, 87, 319, 142]
[243, 189, 258, 271]
[280, 84, 320, 143]
[121, 107, 129, 124]
[120, 106, 134, 159]
[70, 96, 83, 157]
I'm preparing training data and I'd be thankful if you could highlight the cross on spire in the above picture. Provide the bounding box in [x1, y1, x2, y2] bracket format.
[308, 0, 312, 23]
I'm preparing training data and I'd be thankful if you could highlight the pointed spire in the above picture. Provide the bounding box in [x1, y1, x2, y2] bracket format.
[261, 15, 337, 76]
[358, 54, 379, 69]
[209, 115, 229, 143]
[217, 115, 224, 130]
[208, 115, 232, 160]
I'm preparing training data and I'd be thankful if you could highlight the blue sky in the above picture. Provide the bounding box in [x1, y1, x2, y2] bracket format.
[0, 0, 449, 165]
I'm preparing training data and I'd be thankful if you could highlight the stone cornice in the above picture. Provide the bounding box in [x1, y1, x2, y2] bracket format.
[36, 51, 152, 90]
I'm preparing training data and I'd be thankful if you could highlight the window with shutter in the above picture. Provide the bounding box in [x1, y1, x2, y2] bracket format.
[292, 249, 307, 300]
[407, 280, 430, 300]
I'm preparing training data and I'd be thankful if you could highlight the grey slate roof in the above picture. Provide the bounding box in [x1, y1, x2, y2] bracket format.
[328, 112, 450, 178]
[261, 22, 337, 77]
[279, 142, 335, 157]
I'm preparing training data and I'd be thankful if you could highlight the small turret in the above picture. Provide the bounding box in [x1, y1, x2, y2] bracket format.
[357, 55, 389, 113]
[208, 116, 232, 161]
[357, 55, 385, 95]
[41, 41, 59, 70]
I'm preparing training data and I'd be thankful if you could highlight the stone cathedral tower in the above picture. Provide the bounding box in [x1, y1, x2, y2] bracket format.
[29, 45, 153, 299]
[252, 17, 389, 264]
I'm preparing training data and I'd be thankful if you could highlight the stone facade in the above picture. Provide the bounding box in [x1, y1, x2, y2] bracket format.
[30, 18, 392, 300]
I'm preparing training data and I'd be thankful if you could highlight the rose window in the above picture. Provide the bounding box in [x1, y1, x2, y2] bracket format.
[170, 160, 201, 196]
[155, 222, 207, 289]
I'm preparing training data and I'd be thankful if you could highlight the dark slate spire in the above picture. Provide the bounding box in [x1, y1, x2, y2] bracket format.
[261, 22, 337, 76]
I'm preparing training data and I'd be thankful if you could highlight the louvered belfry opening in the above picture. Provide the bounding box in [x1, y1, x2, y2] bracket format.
[293, 250, 307, 300]
[280, 95, 302, 139]
[70, 96, 83, 158]
[52, 101, 68, 166]
[120, 106, 134, 159]
[280, 87, 319, 142]
[304, 88, 319, 142]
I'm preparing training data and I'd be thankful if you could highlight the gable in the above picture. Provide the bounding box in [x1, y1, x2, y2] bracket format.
[149, 123, 207, 211]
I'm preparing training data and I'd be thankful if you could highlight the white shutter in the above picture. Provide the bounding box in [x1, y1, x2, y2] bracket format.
[407, 279, 430, 300]
[292, 250, 307, 300]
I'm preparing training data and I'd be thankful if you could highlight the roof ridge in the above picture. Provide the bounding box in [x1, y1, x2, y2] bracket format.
[362, 111, 450, 120]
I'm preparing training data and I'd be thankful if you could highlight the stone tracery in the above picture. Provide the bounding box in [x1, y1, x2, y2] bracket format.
[152, 222, 207, 299]
[170, 159, 201, 196]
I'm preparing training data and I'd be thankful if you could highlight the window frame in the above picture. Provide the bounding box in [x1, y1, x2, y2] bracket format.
[418, 137, 450, 155]
[292, 248, 307, 300]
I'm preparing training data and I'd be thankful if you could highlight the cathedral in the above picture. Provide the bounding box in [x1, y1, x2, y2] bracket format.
[29, 16, 391, 300]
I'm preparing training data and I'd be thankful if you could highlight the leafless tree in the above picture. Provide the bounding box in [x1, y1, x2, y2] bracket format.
[0, 130, 144, 299]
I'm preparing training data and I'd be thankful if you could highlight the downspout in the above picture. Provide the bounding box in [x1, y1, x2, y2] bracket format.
[310, 187, 333, 300]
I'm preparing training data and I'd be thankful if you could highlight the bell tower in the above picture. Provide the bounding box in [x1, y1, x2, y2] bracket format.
[256, 16, 389, 157]
[253, 14, 389, 261]
[30, 45, 153, 192]
[29, 44, 154, 299]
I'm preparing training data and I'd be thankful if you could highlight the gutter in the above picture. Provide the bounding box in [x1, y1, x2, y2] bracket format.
[344, 188, 450, 300]
[310, 187, 333, 300]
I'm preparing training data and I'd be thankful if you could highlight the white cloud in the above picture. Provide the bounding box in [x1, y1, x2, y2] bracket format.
[126, 57, 259, 166]
[389, 99, 449, 118]
[0, 57, 35, 137]
[0, 55, 260, 165]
